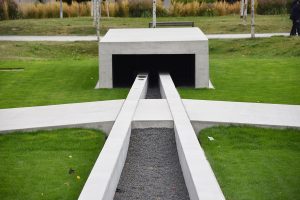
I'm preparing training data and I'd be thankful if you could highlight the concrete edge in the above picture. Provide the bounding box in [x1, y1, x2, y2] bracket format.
[159, 73, 225, 200]
[191, 121, 300, 135]
[0, 121, 114, 135]
[78, 74, 148, 200]
[132, 120, 174, 129]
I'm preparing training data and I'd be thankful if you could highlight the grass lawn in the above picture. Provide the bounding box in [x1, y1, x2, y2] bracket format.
[0, 37, 299, 108]
[0, 128, 106, 200]
[178, 36, 300, 105]
[199, 126, 300, 200]
[0, 42, 128, 108]
[0, 15, 291, 36]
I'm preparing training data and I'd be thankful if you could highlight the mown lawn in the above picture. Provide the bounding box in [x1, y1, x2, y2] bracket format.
[0, 15, 291, 36]
[0, 37, 299, 108]
[0, 128, 106, 200]
[0, 42, 128, 108]
[178, 37, 300, 105]
[199, 126, 300, 200]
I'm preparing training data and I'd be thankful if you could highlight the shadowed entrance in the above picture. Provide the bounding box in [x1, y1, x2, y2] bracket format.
[112, 54, 195, 87]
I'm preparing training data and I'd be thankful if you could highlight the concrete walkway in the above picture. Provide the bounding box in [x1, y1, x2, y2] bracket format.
[1, 99, 299, 134]
[0, 33, 290, 41]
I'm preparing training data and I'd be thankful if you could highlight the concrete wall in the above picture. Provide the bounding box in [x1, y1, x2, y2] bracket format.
[159, 74, 225, 200]
[78, 74, 148, 200]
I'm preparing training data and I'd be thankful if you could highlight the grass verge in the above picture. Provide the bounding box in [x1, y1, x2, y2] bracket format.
[0, 128, 106, 200]
[199, 126, 300, 200]
[0, 15, 292, 35]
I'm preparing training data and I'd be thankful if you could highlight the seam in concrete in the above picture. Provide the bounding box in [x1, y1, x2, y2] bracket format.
[78, 74, 148, 200]
[159, 73, 225, 200]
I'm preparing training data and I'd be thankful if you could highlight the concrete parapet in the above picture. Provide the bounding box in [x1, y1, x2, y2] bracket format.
[159, 73, 225, 200]
[78, 74, 148, 200]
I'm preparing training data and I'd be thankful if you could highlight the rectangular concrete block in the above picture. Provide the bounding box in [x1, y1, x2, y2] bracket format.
[96, 28, 209, 88]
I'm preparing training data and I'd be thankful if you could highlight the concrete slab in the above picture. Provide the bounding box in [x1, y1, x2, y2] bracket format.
[101, 28, 207, 42]
[0, 100, 124, 134]
[183, 99, 300, 133]
[133, 99, 173, 128]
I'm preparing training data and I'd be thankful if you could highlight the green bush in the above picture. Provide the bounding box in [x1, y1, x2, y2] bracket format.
[257, 0, 288, 15]
[0, 0, 20, 20]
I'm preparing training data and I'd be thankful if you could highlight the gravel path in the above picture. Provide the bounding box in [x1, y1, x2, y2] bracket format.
[146, 87, 161, 99]
[114, 128, 189, 200]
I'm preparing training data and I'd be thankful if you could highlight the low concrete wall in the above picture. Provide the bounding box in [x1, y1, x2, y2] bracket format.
[159, 73, 225, 200]
[78, 74, 148, 200]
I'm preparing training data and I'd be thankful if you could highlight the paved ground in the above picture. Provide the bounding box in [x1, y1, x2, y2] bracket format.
[114, 128, 190, 200]
[1, 99, 300, 133]
[0, 33, 290, 41]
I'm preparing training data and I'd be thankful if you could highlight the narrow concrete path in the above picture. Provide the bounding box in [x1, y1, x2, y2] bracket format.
[0, 33, 290, 41]
[0, 35, 99, 41]
[1, 99, 300, 134]
[114, 128, 190, 200]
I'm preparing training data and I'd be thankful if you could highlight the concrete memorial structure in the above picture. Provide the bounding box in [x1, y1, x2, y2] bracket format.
[1, 27, 300, 200]
[96, 27, 209, 88]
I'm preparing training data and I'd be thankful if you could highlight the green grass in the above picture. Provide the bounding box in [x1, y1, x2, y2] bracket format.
[178, 37, 300, 104]
[0, 128, 106, 200]
[0, 42, 128, 108]
[0, 37, 299, 108]
[199, 126, 300, 200]
[0, 15, 291, 35]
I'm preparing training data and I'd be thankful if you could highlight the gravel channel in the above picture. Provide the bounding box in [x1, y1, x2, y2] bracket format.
[145, 87, 162, 99]
[113, 128, 190, 200]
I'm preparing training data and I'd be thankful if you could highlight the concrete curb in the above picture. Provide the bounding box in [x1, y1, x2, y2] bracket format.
[78, 74, 148, 200]
[159, 73, 225, 200]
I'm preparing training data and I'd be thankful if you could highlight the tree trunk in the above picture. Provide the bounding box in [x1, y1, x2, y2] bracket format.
[106, 0, 110, 18]
[251, 0, 255, 38]
[152, 0, 156, 28]
[60, 0, 63, 19]
[96, 0, 101, 42]
[93, 0, 97, 26]
[240, 0, 244, 19]
[243, 0, 248, 24]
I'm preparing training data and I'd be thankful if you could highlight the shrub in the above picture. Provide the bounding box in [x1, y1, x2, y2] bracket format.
[169, 1, 239, 16]
[116, 0, 129, 17]
[257, 0, 287, 15]
[19, 2, 90, 19]
[0, 0, 19, 20]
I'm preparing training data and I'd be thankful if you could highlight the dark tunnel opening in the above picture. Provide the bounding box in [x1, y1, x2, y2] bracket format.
[112, 54, 195, 87]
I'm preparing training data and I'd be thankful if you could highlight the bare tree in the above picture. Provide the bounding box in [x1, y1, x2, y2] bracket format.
[251, 0, 255, 38]
[106, 0, 110, 18]
[240, 0, 244, 19]
[243, 0, 248, 24]
[152, 0, 156, 28]
[60, 0, 63, 19]
[96, 0, 101, 41]
[93, 0, 97, 26]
